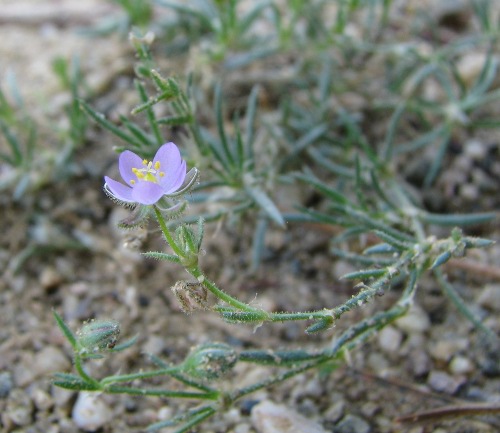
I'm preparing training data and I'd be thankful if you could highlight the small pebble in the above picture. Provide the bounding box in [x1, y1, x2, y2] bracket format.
[449, 356, 474, 375]
[429, 340, 462, 363]
[427, 370, 466, 395]
[157, 406, 173, 421]
[72, 392, 112, 431]
[335, 414, 371, 433]
[361, 402, 379, 418]
[31, 388, 54, 411]
[476, 284, 500, 312]
[464, 140, 487, 161]
[251, 400, 327, 433]
[3, 388, 34, 427]
[460, 183, 478, 201]
[234, 423, 251, 433]
[408, 349, 432, 377]
[40, 267, 63, 291]
[324, 399, 345, 423]
[34, 346, 71, 376]
[377, 326, 403, 353]
[0, 371, 13, 398]
[395, 304, 430, 333]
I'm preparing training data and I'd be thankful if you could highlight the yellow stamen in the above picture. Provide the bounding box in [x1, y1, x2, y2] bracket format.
[159, 172, 165, 177]
[131, 158, 163, 184]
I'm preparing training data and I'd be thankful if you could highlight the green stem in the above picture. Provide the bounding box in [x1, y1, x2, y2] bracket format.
[435, 269, 498, 342]
[229, 358, 328, 402]
[154, 206, 184, 257]
[106, 385, 219, 400]
[189, 267, 267, 315]
[74, 354, 100, 388]
[269, 310, 331, 322]
[100, 366, 181, 386]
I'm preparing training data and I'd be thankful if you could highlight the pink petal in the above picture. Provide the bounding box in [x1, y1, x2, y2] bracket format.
[119, 150, 143, 186]
[104, 176, 134, 202]
[131, 181, 164, 205]
[164, 159, 187, 194]
[154, 142, 183, 190]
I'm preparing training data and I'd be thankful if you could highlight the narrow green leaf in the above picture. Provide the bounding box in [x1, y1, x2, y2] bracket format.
[219, 310, 268, 324]
[420, 211, 496, 226]
[363, 243, 398, 255]
[245, 186, 285, 227]
[214, 83, 235, 169]
[53, 379, 99, 391]
[79, 100, 143, 149]
[135, 80, 162, 146]
[53, 310, 78, 350]
[295, 173, 348, 205]
[372, 229, 414, 249]
[143, 251, 181, 263]
[245, 86, 259, 168]
[341, 269, 387, 280]
[306, 317, 334, 334]
[110, 335, 138, 352]
[239, 349, 323, 365]
[156, 115, 191, 126]
[430, 251, 452, 269]
[463, 237, 495, 249]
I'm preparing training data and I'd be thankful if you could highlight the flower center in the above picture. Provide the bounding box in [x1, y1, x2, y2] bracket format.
[130, 159, 165, 185]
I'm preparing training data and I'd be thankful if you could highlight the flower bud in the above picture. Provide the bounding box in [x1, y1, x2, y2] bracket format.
[77, 319, 120, 353]
[182, 343, 238, 381]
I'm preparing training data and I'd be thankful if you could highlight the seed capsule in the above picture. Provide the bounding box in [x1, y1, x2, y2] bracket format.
[77, 319, 121, 353]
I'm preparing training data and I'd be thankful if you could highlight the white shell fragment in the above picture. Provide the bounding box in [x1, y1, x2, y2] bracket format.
[251, 400, 327, 433]
[72, 392, 112, 431]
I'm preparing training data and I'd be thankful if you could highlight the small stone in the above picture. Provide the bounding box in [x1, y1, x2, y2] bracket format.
[476, 284, 500, 312]
[157, 406, 173, 421]
[457, 53, 494, 86]
[34, 346, 71, 376]
[449, 356, 474, 375]
[460, 184, 478, 201]
[367, 352, 389, 372]
[377, 326, 403, 353]
[427, 370, 466, 395]
[464, 140, 487, 161]
[429, 339, 468, 363]
[234, 423, 251, 433]
[335, 414, 371, 433]
[251, 400, 328, 433]
[0, 371, 13, 398]
[40, 267, 63, 291]
[408, 350, 432, 377]
[361, 402, 379, 418]
[324, 400, 345, 423]
[143, 335, 167, 357]
[31, 388, 54, 411]
[479, 346, 500, 377]
[72, 392, 112, 431]
[395, 304, 430, 333]
[52, 384, 74, 409]
[3, 388, 34, 427]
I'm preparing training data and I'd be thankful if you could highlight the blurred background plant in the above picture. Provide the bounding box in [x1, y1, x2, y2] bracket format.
[1, 0, 499, 431]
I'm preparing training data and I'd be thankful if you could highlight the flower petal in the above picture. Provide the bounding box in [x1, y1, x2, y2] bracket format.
[104, 176, 134, 202]
[131, 181, 164, 205]
[119, 150, 143, 186]
[154, 142, 183, 190]
[164, 159, 186, 194]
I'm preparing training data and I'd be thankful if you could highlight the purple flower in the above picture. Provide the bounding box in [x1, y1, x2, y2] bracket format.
[104, 142, 187, 205]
